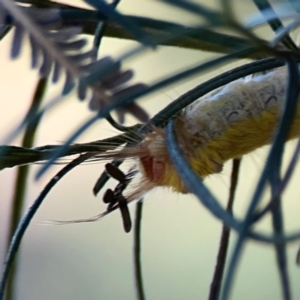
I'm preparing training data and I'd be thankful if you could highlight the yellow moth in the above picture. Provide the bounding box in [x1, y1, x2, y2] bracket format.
[106, 65, 300, 203]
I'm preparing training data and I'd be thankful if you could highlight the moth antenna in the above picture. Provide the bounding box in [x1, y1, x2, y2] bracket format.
[49, 212, 107, 225]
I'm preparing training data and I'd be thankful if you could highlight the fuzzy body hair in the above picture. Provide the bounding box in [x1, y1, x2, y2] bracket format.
[118, 66, 300, 199]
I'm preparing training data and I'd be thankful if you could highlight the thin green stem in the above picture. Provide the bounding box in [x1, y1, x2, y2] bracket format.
[0, 26, 11, 41]
[13, 0, 261, 57]
[1, 153, 94, 300]
[208, 158, 241, 300]
[252, 0, 298, 51]
[5, 77, 47, 300]
[133, 201, 146, 300]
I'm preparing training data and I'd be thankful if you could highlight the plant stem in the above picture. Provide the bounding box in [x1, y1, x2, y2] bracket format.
[133, 201, 146, 300]
[5, 78, 47, 300]
[208, 158, 241, 300]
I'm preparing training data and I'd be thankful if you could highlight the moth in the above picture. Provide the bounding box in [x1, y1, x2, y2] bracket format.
[104, 65, 299, 202]
[57, 65, 299, 233]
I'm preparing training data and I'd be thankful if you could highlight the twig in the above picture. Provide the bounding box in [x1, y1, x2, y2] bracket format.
[133, 201, 146, 300]
[5, 77, 47, 300]
[208, 158, 241, 300]
[0, 153, 94, 300]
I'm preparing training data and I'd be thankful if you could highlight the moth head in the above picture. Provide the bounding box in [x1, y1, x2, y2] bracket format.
[137, 127, 189, 193]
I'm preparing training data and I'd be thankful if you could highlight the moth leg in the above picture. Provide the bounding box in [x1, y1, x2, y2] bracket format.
[105, 163, 126, 182]
[103, 163, 132, 232]
[117, 195, 132, 233]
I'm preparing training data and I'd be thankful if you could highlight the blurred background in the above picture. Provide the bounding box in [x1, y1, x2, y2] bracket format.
[1, 1, 300, 299]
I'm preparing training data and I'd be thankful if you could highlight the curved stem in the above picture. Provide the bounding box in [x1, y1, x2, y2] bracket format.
[5, 77, 47, 300]
[0, 153, 93, 300]
[12, 0, 261, 57]
[133, 201, 146, 300]
[208, 158, 241, 300]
